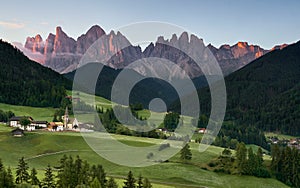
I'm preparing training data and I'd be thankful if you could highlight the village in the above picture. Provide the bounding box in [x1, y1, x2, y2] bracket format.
[9, 107, 80, 136]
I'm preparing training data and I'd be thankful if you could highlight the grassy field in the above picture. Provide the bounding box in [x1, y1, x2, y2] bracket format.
[0, 103, 56, 122]
[0, 124, 288, 188]
[265, 132, 297, 140]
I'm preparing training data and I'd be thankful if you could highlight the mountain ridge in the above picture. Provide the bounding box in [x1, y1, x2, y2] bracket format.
[18, 25, 288, 77]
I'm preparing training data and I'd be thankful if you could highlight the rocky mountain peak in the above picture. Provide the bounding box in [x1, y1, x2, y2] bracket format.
[236, 41, 249, 48]
[53, 26, 76, 54]
[20, 25, 289, 77]
[271, 44, 288, 51]
[24, 34, 44, 54]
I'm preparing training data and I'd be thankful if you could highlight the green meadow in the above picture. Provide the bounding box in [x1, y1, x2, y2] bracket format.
[0, 124, 288, 188]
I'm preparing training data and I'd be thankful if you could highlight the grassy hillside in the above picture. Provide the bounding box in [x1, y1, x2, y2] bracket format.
[0, 124, 288, 188]
[0, 103, 56, 122]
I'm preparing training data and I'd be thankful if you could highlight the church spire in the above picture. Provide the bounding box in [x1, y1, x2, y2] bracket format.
[64, 107, 69, 128]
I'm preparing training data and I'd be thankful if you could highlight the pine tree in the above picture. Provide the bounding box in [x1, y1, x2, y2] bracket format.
[137, 174, 143, 188]
[235, 142, 247, 174]
[90, 178, 101, 188]
[0, 166, 15, 188]
[90, 164, 107, 188]
[107, 177, 118, 188]
[143, 178, 152, 188]
[0, 158, 3, 171]
[246, 147, 257, 175]
[256, 147, 264, 167]
[180, 144, 192, 161]
[5, 167, 15, 188]
[16, 157, 30, 184]
[271, 144, 281, 173]
[30, 168, 40, 186]
[123, 171, 136, 188]
[42, 164, 55, 188]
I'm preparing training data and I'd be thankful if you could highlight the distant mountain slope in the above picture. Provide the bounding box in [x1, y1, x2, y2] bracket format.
[0, 40, 70, 107]
[19, 25, 282, 77]
[64, 63, 180, 108]
[64, 62, 215, 108]
[171, 40, 300, 135]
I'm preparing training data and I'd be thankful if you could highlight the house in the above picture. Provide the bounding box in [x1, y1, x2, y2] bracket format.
[198, 128, 206, 134]
[48, 122, 64, 131]
[31, 121, 48, 129]
[11, 128, 24, 137]
[67, 118, 79, 129]
[9, 116, 49, 131]
[9, 116, 35, 131]
[9, 116, 33, 127]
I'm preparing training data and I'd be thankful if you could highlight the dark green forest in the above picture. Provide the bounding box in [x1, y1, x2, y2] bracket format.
[0, 40, 71, 107]
[172, 41, 300, 139]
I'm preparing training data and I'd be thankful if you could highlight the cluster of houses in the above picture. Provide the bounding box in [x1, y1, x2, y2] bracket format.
[9, 108, 79, 135]
[269, 136, 300, 150]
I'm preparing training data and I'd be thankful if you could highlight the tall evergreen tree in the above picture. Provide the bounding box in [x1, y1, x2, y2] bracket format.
[123, 171, 136, 188]
[107, 177, 118, 188]
[15, 157, 30, 184]
[90, 178, 101, 188]
[0, 166, 15, 188]
[246, 147, 257, 175]
[137, 174, 143, 188]
[29, 168, 40, 186]
[235, 142, 247, 174]
[90, 164, 107, 188]
[256, 147, 264, 167]
[5, 167, 15, 188]
[180, 144, 192, 162]
[42, 164, 55, 188]
[143, 178, 152, 188]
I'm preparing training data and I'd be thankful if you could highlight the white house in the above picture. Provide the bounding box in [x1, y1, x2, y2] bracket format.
[9, 116, 48, 131]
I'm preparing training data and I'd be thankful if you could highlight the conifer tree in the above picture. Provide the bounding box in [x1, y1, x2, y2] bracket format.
[137, 174, 143, 188]
[42, 164, 55, 188]
[107, 177, 118, 188]
[123, 171, 136, 188]
[235, 142, 247, 174]
[30, 168, 40, 186]
[180, 144, 192, 161]
[16, 157, 30, 184]
[143, 178, 152, 188]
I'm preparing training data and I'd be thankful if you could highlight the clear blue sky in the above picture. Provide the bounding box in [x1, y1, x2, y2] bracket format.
[1, 0, 299, 49]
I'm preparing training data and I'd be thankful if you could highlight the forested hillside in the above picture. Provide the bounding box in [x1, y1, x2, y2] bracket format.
[0, 40, 71, 107]
[172, 40, 300, 136]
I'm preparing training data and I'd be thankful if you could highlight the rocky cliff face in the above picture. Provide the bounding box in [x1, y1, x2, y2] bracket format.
[22, 25, 287, 77]
[208, 42, 268, 75]
[24, 25, 142, 73]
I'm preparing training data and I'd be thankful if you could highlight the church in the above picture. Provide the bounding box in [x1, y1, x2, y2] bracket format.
[62, 107, 79, 130]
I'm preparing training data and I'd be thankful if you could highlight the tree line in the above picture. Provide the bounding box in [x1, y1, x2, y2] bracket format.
[0, 155, 152, 188]
[0, 110, 15, 122]
[271, 144, 300, 187]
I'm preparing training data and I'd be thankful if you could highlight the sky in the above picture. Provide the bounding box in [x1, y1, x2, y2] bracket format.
[1, 0, 300, 49]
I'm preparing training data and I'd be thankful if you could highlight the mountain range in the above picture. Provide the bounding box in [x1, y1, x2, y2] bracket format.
[16, 25, 288, 77]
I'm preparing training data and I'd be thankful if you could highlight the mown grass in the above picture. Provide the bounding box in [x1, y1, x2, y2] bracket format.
[0, 103, 56, 122]
[265, 132, 297, 140]
[0, 124, 288, 188]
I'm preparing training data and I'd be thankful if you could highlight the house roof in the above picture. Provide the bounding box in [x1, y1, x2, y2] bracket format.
[9, 116, 33, 121]
[68, 118, 78, 124]
[49, 122, 63, 126]
[32, 121, 48, 124]
[11, 128, 24, 135]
